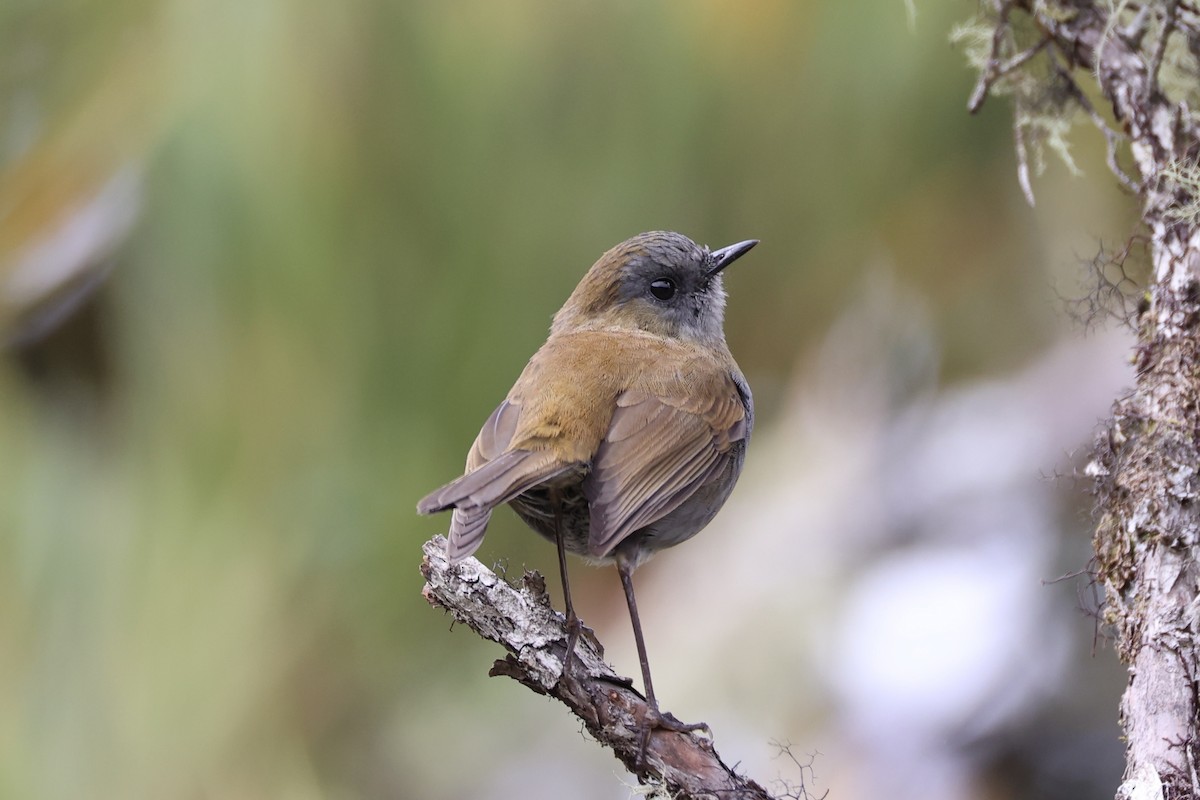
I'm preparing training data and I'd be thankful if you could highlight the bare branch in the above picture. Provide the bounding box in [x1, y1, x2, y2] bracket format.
[420, 536, 777, 800]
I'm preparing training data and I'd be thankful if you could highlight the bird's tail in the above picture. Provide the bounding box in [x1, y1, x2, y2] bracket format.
[417, 450, 569, 562]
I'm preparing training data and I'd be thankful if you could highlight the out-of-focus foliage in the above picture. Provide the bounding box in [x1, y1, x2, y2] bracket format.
[0, 1, 1134, 798]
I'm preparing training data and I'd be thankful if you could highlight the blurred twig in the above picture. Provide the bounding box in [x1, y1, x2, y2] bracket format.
[420, 536, 775, 800]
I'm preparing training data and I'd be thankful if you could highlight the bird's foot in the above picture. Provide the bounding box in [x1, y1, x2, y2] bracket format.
[645, 706, 709, 735]
[633, 702, 710, 766]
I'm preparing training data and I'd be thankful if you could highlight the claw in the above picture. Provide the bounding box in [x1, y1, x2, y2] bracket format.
[633, 702, 710, 766]
[561, 612, 582, 677]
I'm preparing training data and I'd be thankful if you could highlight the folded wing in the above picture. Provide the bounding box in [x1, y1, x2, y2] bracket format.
[583, 382, 748, 559]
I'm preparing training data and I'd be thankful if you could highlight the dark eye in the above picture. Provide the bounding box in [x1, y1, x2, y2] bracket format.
[649, 278, 676, 301]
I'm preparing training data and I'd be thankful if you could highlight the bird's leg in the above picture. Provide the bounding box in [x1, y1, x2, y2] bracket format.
[615, 555, 709, 762]
[550, 487, 582, 677]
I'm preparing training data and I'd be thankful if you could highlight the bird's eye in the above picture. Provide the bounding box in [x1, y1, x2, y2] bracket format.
[649, 278, 676, 301]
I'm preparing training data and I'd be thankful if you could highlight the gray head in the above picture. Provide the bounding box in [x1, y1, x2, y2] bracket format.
[553, 231, 758, 346]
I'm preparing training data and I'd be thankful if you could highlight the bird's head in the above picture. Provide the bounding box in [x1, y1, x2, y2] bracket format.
[552, 231, 757, 346]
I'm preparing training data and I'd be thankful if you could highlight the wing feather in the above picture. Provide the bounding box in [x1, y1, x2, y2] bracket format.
[418, 398, 573, 563]
[583, 378, 749, 558]
[468, 399, 521, 469]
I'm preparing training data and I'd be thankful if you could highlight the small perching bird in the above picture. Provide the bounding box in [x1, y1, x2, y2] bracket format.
[418, 230, 756, 747]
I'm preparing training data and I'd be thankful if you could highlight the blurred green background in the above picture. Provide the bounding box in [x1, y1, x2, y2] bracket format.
[0, 1, 1136, 798]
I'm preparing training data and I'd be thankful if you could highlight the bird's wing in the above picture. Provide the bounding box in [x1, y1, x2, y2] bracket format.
[466, 398, 522, 470]
[583, 379, 749, 558]
[417, 399, 570, 562]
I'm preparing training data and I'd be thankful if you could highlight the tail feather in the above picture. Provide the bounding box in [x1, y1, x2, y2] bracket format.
[446, 507, 493, 562]
[417, 449, 571, 562]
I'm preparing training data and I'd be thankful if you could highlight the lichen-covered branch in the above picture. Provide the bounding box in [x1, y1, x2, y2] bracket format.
[961, 3, 1200, 799]
[419, 536, 776, 800]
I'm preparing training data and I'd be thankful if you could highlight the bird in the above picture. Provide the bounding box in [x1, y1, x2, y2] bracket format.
[418, 230, 756, 745]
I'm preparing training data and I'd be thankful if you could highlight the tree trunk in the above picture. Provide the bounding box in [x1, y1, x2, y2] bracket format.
[969, 2, 1200, 797]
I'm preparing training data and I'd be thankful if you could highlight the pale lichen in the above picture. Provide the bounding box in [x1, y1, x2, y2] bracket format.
[1162, 159, 1200, 224]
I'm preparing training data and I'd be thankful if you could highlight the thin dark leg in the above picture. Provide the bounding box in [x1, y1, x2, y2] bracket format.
[550, 488, 581, 674]
[616, 558, 659, 710]
[616, 555, 708, 763]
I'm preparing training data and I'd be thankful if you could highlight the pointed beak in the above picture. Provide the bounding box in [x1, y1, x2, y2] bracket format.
[707, 239, 759, 279]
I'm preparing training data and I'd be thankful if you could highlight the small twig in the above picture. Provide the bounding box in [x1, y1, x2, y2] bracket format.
[969, 36, 1052, 114]
[1058, 237, 1146, 330]
[1146, 0, 1180, 97]
[420, 536, 776, 800]
[769, 741, 828, 800]
[1013, 98, 1038, 206]
[967, 0, 1018, 114]
[1046, 44, 1142, 192]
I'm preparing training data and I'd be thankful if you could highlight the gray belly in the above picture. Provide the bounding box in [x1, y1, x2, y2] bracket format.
[508, 475, 592, 555]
